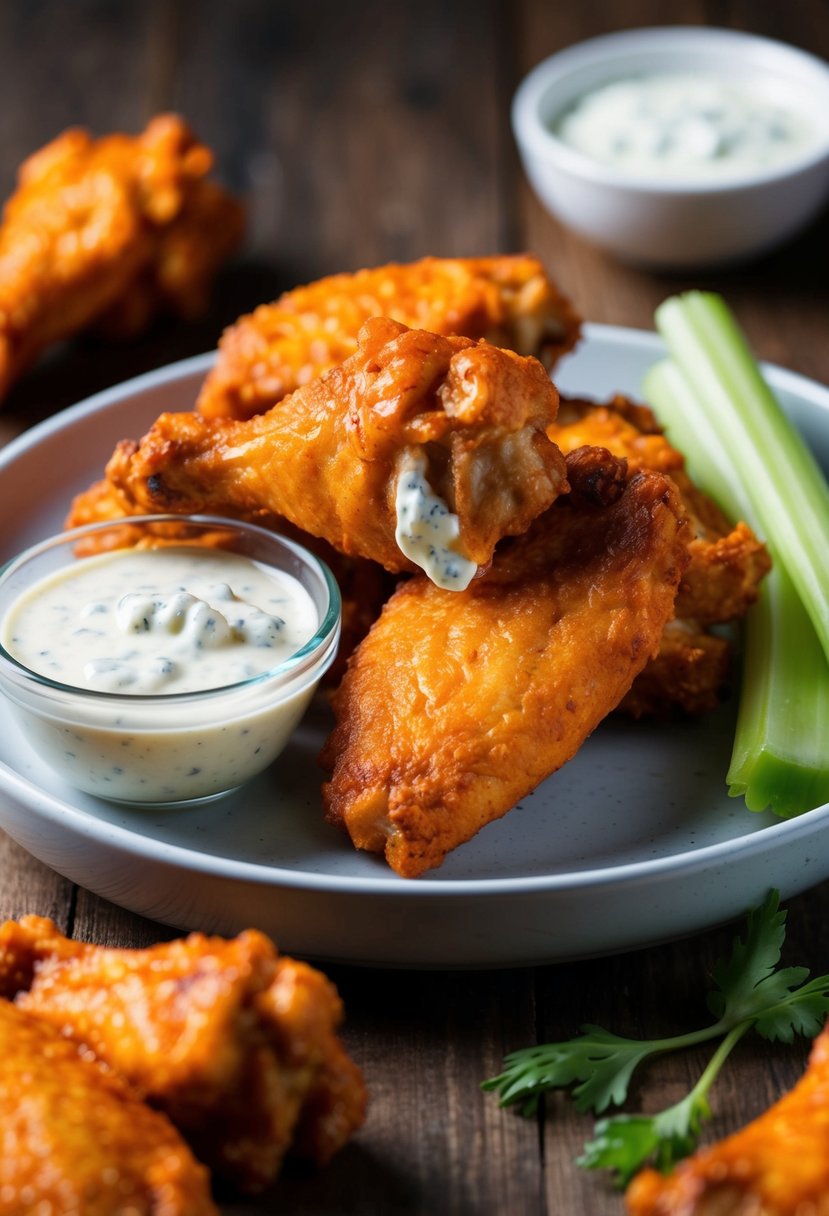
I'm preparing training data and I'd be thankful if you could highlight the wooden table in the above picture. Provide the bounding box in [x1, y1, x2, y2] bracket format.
[1, 3, 828, 1212]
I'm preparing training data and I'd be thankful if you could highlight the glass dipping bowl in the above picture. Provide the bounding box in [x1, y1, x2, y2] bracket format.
[0, 516, 341, 806]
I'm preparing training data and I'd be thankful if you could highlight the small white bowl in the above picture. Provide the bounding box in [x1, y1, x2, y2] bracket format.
[512, 27, 829, 267]
[0, 516, 341, 806]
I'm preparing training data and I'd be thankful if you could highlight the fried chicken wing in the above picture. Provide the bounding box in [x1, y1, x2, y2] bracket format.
[550, 395, 770, 623]
[626, 1021, 829, 1216]
[549, 396, 770, 716]
[197, 253, 581, 420]
[105, 317, 569, 582]
[0, 1000, 217, 1216]
[0, 917, 366, 1194]
[321, 448, 690, 877]
[0, 114, 243, 402]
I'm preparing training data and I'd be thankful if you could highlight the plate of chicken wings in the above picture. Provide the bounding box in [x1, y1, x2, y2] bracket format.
[1, 255, 828, 968]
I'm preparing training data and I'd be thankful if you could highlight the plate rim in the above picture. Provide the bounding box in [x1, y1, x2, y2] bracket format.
[1, 322, 828, 900]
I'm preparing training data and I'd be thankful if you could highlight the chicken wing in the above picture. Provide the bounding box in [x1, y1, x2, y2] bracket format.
[549, 396, 770, 716]
[0, 916, 366, 1194]
[322, 447, 690, 877]
[626, 1021, 829, 1216]
[0, 114, 243, 402]
[105, 317, 569, 582]
[197, 253, 581, 420]
[0, 999, 217, 1216]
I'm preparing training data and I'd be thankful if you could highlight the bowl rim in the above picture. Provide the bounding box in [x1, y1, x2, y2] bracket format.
[0, 514, 342, 704]
[512, 25, 829, 194]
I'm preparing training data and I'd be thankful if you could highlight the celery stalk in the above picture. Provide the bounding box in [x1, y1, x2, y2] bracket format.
[644, 354, 829, 817]
[654, 292, 829, 659]
[730, 569, 829, 815]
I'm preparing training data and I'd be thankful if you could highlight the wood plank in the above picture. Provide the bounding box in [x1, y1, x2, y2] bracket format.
[262, 966, 543, 1216]
[165, 0, 508, 282]
[0, 830, 74, 928]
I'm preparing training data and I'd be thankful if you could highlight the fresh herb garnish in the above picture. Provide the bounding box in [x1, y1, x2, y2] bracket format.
[483, 891, 829, 1185]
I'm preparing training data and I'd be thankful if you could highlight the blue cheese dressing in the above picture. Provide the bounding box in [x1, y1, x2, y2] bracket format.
[4, 546, 317, 693]
[553, 74, 816, 178]
[0, 545, 325, 803]
[395, 451, 478, 591]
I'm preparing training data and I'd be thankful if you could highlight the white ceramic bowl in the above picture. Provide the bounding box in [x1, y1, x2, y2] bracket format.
[0, 516, 341, 806]
[512, 27, 829, 267]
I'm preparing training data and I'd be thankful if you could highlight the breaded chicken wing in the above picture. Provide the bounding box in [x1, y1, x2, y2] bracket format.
[626, 1021, 829, 1216]
[105, 317, 569, 583]
[0, 1000, 217, 1216]
[322, 448, 690, 877]
[0, 114, 243, 402]
[197, 253, 581, 420]
[549, 396, 770, 716]
[0, 917, 366, 1194]
[550, 396, 770, 624]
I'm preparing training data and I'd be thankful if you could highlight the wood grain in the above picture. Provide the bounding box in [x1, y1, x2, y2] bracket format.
[0, 2, 827, 1213]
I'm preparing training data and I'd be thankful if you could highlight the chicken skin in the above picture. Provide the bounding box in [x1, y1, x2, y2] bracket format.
[0, 114, 243, 403]
[549, 396, 771, 716]
[0, 917, 366, 1194]
[0, 1000, 217, 1216]
[105, 317, 569, 582]
[626, 1021, 829, 1216]
[197, 253, 581, 420]
[322, 448, 690, 877]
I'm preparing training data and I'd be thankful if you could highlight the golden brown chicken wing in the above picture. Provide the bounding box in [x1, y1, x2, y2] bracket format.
[549, 396, 771, 716]
[322, 448, 690, 877]
[0, 114, 244, 402]
[0, 999, 217, 1216]
[626, 1021, 829, 1216]
[197, 253, 581, 420]
[105, 317, 569, 582]
[550, 395, 770, 624]
[0, 916, 366, 1194]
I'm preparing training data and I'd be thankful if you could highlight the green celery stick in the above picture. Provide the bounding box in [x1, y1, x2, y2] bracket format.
[644, 357, 829, 816]
[654, 292, 829, 660]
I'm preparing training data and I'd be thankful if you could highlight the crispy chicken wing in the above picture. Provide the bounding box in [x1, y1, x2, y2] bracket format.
[550, 395, 770, 624]
[0, 1000, 217, 1216]
[197, 253, 581, 420]
[105, 317, 569, 581]
[626, 1021, 829, 1216]
[0, 917, 366, 1194]
[549, 396, 770, 715]
[322, 448, 690, 877]
[0, 114, 243, 402]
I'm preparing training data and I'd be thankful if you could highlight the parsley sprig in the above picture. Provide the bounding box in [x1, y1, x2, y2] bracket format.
[483, 891, 829, 1185]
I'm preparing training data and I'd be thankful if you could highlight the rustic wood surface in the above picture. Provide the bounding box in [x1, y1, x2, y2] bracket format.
[1, 3, 828, 1213]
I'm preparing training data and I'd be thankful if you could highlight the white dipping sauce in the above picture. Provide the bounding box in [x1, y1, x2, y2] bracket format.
[553, 73, 816, 178]
[0, 546, 325, 804]
[395, 451, 478, 591]
[4, 546, 316, 694]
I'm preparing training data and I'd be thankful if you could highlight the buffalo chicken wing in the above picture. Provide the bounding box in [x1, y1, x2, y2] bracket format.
[197, 253, 581, 420]
[0, 114, 243, 403]
[322, 448, 690, 877]
[549, 395, 770, 716]
[0, 916, 366, 1194]
[0, 999, 217, 1216]
[104, 317, 569, 582]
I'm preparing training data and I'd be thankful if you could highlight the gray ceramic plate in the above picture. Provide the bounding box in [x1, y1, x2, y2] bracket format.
[1, 326, 827, 968]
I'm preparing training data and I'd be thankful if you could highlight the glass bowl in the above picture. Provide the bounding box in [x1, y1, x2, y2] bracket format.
[0, 515, 341, 805]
